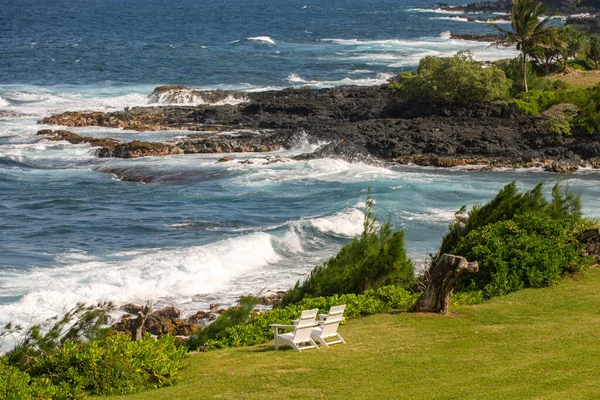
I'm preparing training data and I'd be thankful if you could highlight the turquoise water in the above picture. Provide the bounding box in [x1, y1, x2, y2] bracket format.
[0, 0, 592, 339]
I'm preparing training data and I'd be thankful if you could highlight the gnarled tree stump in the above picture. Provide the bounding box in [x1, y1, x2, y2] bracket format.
[132, 300, 152, 341]
[412, 254, 478, 314]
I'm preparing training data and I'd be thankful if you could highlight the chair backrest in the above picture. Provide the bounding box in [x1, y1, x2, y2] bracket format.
[319, 305, 346, 338]
[292, 308, 318, 343]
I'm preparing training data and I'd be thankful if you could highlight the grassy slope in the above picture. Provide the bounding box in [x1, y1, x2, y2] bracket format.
[551, 70, 600, 88]
[107, 269, 600, 400]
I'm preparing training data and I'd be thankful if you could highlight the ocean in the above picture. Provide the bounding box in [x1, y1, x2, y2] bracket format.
[0, 0, 596, 343]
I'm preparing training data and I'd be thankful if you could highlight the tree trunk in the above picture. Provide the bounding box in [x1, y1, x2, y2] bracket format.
[132, 300, 152, 341]
[412, 254, 479, 314]
[522, 50, 528, 93]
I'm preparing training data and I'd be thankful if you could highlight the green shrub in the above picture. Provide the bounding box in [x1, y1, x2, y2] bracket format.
[186, 296, 258, 351]
[390, 51, 511, 106]
[30, 333, 187, 396]
[511, 84, 600, 133]
[202, 286, 418, 351]
[540, 104, 579, 135]
[437, 181, 582, 260]
[0, 357, 58, 400]
[450, 291, 485, 306]
[453, 214, 593, 298]
[278, 195, 414, 307]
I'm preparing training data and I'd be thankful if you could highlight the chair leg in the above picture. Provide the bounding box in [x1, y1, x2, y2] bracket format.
[310, 338, 320, 350]
[337, 333, 346, 345]
[316, 336, 328, 348]
[290, 342, 301, 352]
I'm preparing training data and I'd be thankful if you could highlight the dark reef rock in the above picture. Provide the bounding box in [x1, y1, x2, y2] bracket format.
[37, 129, 183, 158]
[450, 33, 505, 42]
[38, 84, 600, 172]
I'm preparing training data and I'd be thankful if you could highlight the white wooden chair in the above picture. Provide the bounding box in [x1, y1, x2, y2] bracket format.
[310, 304, 346, 348]
[270, 308, 319, 352]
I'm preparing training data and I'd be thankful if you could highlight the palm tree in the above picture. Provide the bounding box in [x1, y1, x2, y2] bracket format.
[489, 0, 556, 92]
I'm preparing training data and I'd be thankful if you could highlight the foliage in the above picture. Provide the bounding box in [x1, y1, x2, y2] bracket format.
[7, 302, 114, 371]
[489, 0, 557, 92]
[511, 84, 600, 133]
[278, 194, 414, 307]
[186, 296, 258, 351]
[389, 51, 510, 106]
[436, 181, 582, 261]
[0, 357, 58, 400]
[450, 290, 485, 306]
[540, 103, 579, 135]
[495, 58, 563, 97]
[1, 302, 187, 398]
[29, 333, 187, 397]
[586, 34, 600, 69]
[453, 213, 593, 298]
[198, 285, 418, 351]
[556, 25, 589, 73]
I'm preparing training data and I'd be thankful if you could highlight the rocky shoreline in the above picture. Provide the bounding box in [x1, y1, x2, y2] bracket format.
[36, 85, 600, 174]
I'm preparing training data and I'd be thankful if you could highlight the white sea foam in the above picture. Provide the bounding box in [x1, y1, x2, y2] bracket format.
[0, 96, 9, 107]
[309, 208, 365, 237]
[284, 72, 393, 87]
[247, 36, 276, 44]
[0, 232, 280, 340]
[401, 208, 456, 223]
[431, 16, 471, 22]
[405, 7, 465, 14]
[0, 87, 151, 118]
[320, 36, 518, 65]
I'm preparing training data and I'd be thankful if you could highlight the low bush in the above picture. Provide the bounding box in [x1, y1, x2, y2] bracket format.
[29, 333, 187, 397]
[390, 51, 511, 106]
[540, 103, 579, 136]
[511, 84, 600, 133]
[453, 213, 593, 298]
[200, 285, 418, 351]
[0, 357, 57, 400]
[437, 181, 582, 260]
[278, 194, 414, 307]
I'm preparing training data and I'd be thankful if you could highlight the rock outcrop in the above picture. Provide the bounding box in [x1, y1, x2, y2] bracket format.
[37, 129, 183, 158]
[37, 85, 600, 171]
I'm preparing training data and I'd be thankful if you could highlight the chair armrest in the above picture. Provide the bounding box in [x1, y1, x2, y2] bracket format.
[270, 324, 296, 329]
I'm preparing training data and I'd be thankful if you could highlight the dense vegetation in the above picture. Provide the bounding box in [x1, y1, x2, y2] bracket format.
[389, 51, 511, 106]
[432, 181, 594, 299]
[278, 195, 414, 307]
[0, 304, 187, 399]
[388, 0, 600, 136]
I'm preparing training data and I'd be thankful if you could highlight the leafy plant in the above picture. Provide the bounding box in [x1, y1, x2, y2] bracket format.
[389, 51, 510, 106]
[453, 214, 593, 297]
[186, 296, 258, 351]
[278, 193, 414, 307]
[7, 302, 114, 372]
[29, 333, 187, 396]
[436, 181, 582, 262]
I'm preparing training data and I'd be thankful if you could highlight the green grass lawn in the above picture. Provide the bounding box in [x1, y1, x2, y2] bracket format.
[106, 269, 600, 400]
